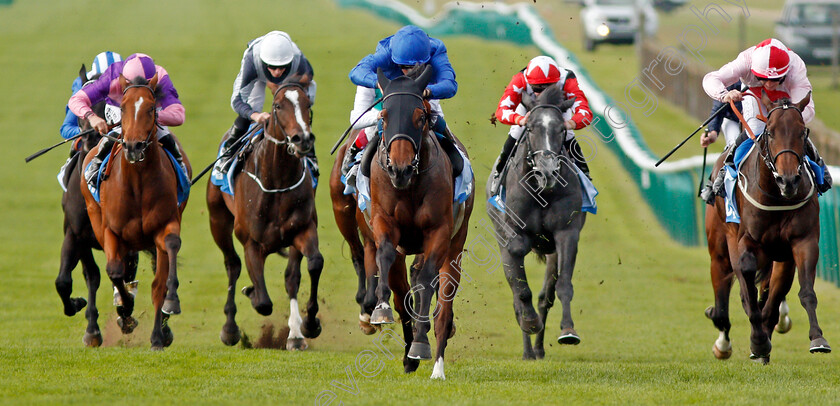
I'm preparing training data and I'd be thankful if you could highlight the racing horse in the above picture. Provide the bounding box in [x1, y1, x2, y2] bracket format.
[705, 91, 830, 363]
[485, 84, 584, 359]
[344, 67, 474, 379]
[55, 64, 139, 347]
[81, 73, 191, 350]
[207, 80, 323, 350]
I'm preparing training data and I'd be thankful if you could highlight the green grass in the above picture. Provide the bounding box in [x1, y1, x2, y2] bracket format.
[2, 0, 840, 404]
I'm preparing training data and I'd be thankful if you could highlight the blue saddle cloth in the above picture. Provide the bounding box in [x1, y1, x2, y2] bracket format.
[87, 149, 190, 205]
[488, 165, 598, 215]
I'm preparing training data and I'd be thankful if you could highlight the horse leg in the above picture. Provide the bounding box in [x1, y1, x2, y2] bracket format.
[705, 213, 734, 359]
[534, 253, 558, 358]
[370, 221, 399, 325]
[735, 243, 771, 363]
[150, 243, 173, 349]
[104, 230, 137, 334]
[331, 191, 367, 307]
[242, 240, 272, 316]
[78, 248, 102, 347]
[761, 261, 795, 340]
[56, 232, 87, 316]
[555, 229, 582, 346]
[283, 247, 307, 350]
[792, 240, 831, 353]
[295, 225, 324, 341]
[358, 240, 379, 334]
[407, 229, 451, 363]
[208, 186, 242, 345]
[160, 229, 182, 315]
[389, 255, 419, 373]
[500, 242, 542, 335]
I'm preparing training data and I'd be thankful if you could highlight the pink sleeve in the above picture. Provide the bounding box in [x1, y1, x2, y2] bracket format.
[158, 103, 185, 127]
[703, 49, 752, 102]
[68, 91, 93, 119]
[785, 54, 815, 123]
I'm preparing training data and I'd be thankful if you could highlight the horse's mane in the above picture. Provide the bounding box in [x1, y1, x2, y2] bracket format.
[126, 75, 162, 97]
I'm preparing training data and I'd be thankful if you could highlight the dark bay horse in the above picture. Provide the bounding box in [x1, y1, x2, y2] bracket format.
[339, 67, 474, 379]
[705, 91, 829, 363]
[485, 85, 584, 359]
[81, 74, 191, 350]
[207, 80, 323, 351]
[55, 65, 139, 347]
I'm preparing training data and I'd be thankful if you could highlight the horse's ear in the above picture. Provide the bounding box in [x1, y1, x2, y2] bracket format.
[79, 64, 87, 82]
[797, 91, 811, 112]
[760, 89, 773, 112]
[148, 73, 159, 90]
[267, 80, 279, 96]
[521, 92, 535, 111]
[119, 74, 131, 92]
[377, 67, 390, 91]
[560, 96, 576, 112]
[297, 73, 312, 87]
[415, 64, 434, 90]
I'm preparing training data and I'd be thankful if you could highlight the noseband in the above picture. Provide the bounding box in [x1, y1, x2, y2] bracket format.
[121, 84, 158, 162]
[267, 83, 311, 155]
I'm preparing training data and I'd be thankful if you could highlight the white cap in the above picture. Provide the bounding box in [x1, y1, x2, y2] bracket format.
[259, 32, 295, 66]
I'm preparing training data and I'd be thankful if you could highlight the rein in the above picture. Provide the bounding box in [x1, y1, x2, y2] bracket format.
[521, 104, 568, 169]
[378, 91, 428, 174]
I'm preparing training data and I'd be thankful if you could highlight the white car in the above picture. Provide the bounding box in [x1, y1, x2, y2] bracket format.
[580, 0, 658, 51]
[775, 0, 840, 64]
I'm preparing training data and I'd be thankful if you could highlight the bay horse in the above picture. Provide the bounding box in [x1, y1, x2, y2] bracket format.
[705, 91, 830, 364]
[81, 73, 191, 350]
[55, 64, 138, 347]
[340, 67, 474, 379]
[485, 85, 585, 359]
[207, 80, 323, 351]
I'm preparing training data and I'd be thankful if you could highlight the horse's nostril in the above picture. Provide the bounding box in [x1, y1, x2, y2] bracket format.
[291, 135, 302, 143]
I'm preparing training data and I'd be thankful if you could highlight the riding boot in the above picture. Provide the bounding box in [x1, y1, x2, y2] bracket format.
[805, 138, 832, 193]
[565, 137, 591, 180]
[159, 133, 187, 175]
[305, 142, 319, 179]
[490, 135, 517, 196]
[84, 137, 115, 184]
[342, 142, 363, 179]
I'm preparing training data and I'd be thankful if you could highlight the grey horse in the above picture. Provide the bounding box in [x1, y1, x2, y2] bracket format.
[486, 84, 587, 359]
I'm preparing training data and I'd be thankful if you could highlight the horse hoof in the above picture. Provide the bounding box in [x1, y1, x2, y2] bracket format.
[810, 337, 831, 353]
[359, 314, 377, 335]
[704, 305, 714, 320]
[404, 357, 420, 373]
[162, 299, 181, 315]
[220, 326, 241, 346]
[117, 316, 138, 334]
[301, 318, 322, 339]
[713, 344, 732, 360]
[557, 329, 581, 345]
[520, 317, 543, 335]
[370, 307, 395, 325]
[151, 345, 165, 351]
[66, 298, 87, 316]
[535, 347, 546, 360]
[749, 353, 770, 364]
[407, 342, 432, 360]
[83, 331, 103, 347]
[775, 316, 792, 334]
[286, 337, 308, 351]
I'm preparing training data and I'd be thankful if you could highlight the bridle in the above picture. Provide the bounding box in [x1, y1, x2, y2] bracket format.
[758, 102, 809, 179]
[266, 83, 311, 155]
[378, 91, 429, 174]
[521, 104, 568, 169]
[119, 84, 159, 162]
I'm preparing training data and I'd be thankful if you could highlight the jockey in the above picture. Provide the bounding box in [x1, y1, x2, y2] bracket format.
[490, 55, 593, 195]
[700, 80, 742, 148]
[341, 25, 457, 184]
[60, 51, 122, 142]
[703, 38, 831, 194]
[227, 31, 318, 175]
[69, 53, 187, 184]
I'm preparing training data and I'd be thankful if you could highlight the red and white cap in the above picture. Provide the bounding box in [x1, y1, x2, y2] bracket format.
[751, 38, 791, 79]
[525, 56, 561, 85]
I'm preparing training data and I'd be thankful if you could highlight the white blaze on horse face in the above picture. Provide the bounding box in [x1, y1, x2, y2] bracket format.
[284, 89, 310, 134]
[288, 298, 304, 339]
[134, 96, 145, 122]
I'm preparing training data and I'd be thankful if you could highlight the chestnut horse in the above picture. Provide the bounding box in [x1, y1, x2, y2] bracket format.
[332, 67, 474, 379]
[207, 81, 323, 351]
[484, 85, 584, 360]
[705, 91, 830, 364]
[55, 65, 139, 347]
[81, 74, 191, 350]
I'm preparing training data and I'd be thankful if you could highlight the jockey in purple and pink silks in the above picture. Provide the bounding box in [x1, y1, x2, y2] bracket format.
[68, 53, 187, 183]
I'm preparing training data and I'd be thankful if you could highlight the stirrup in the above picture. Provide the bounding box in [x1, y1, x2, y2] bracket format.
[84, 158, 103, 184]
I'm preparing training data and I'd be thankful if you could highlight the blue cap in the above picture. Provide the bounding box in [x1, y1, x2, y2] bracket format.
[390, 25, 431, 65]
